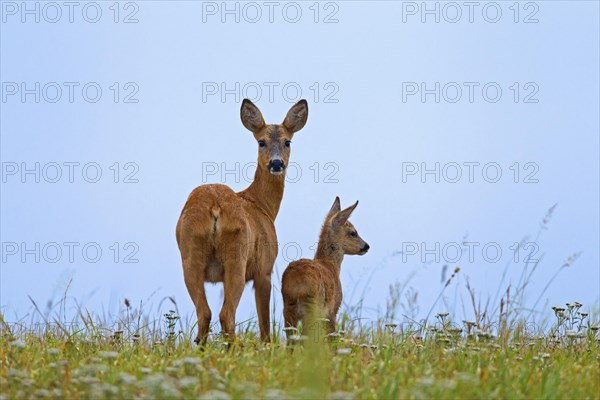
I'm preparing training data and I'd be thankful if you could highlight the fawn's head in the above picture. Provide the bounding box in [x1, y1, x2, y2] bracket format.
[322, 197, 370, 256]
[240, 99, 308, 175]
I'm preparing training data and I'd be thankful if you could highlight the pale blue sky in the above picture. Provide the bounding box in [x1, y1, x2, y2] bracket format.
[1, 1, 598, 328]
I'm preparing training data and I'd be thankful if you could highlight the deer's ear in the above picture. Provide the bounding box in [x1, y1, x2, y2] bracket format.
[282, 99, 308, 134]
[326, 197, 341, 220]
[331, 201, 358, 229]
[241, 99, 265, 132]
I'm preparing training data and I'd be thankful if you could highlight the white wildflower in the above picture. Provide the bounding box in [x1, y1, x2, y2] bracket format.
[98, 351, 119, 360]
[199, 390, 231, 400]
[178, 376, 199, 389]
[331, 391, 355, 400]
[264, 389, 285, 399]
[11, 340, 26, 349]
[118, 373, 137, 384]
[182, 357, 202, 365]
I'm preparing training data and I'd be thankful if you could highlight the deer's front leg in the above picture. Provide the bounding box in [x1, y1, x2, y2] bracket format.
[254, 274, 272, 342]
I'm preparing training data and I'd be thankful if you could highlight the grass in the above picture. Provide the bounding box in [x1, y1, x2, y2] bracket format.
[1, 302, 598, 399]
[2, 207, 598, 399]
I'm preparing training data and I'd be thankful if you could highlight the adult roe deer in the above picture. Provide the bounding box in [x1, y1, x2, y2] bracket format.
[176, 99, 309, 344]
[281, 197, 369, 335]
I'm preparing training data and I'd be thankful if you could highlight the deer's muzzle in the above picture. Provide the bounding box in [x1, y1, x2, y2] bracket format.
[268, 159, 285, 175]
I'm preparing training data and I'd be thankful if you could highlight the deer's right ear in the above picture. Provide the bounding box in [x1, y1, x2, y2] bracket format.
[326, 196, 341, 219]
[241, 99, 265, 132]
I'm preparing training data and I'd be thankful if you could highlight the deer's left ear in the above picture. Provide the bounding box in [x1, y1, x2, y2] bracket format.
[331, 201, 358, 229]
[282, 99, 308, 134]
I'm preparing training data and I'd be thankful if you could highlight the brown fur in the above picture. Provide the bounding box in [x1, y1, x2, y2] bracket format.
[281, 197, 369, 334]
[176, 99, 308, 343]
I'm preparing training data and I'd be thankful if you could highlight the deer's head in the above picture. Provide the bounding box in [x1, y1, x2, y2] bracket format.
[323, 197, 370, 256]
[240, 99, 308, 176]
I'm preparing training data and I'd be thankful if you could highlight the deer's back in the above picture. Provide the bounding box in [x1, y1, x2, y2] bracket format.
[282, 259, 340, 306]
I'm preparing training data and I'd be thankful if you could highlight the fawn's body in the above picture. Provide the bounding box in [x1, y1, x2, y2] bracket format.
[281, 197, 369, 334]
[177, 99, 308, 343]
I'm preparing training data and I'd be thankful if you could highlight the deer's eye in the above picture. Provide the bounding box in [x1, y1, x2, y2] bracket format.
[258, 140, 266, 148]
[285, 140, 291, 147]
[349, 231, 357, 238]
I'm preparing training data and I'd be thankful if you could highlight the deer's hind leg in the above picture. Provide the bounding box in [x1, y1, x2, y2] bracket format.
[179, 237, 212, 345]
[217, 230, 249, 342]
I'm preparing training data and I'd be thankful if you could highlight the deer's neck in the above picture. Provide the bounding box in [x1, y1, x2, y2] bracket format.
[315, 236, 344, 275]
[242, 166, 285, 221]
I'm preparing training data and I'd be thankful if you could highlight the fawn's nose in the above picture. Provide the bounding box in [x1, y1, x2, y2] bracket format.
[268, 159, 285, 174]
[360, 243, 370, 254]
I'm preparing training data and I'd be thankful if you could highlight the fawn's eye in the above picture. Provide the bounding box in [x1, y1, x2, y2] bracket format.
[285, 140, 291, 147]
[258, 140, 266, 148]
[349, 231, 357, 238]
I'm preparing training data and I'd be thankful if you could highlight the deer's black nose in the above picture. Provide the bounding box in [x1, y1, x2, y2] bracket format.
[361, 243, 370, 253]
[269, 159, 285, 172]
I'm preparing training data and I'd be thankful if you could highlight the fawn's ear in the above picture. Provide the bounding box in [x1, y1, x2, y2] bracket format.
[282, 99, 308, 134]
[241, 99, 265, 133]
[331, 201, 358, 229]
[326, 197, 341, 220]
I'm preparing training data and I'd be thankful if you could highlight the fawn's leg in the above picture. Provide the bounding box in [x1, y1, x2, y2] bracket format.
[283, 301, 299, 337]
[326, 313, 337, 334]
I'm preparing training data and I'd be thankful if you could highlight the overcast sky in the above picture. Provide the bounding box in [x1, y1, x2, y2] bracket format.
[1, 1, 598, 329]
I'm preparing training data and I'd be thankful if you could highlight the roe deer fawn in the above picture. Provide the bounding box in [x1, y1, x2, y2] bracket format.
[281, 197, 369, 335]
[176, 99, 308, 344]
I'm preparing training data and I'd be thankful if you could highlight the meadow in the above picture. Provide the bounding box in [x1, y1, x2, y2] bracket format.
[2, 208, 599, 399]
[1, 292, 598, 399]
